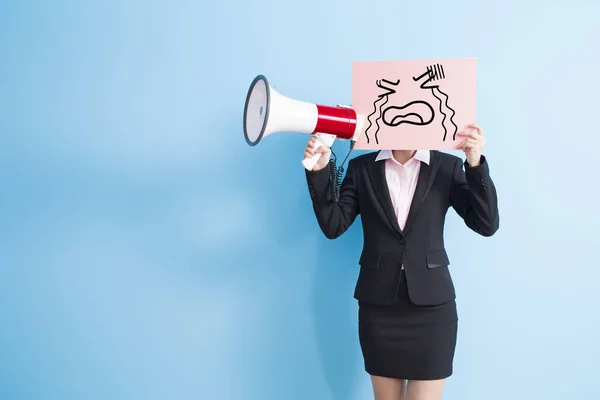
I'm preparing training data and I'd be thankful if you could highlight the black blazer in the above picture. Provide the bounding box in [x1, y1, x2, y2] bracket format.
[305, 150, 499, 306]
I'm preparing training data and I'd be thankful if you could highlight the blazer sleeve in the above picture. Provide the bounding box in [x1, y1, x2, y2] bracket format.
[449, 155, 500, 237]
[305, 159, 360, 239]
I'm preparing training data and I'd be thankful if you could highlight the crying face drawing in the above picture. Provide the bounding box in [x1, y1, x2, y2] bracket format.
[364, 64, 458, 145]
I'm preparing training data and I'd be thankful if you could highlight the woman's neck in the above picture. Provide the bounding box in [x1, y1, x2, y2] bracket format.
[392, 150, 417, 165]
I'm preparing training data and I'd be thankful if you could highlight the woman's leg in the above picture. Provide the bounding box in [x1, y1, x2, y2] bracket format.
[405, 379, 445, 400]
[370, 375, 407, 400]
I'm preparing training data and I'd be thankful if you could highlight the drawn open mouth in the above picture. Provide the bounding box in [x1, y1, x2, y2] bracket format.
[382, 101, 435, 127]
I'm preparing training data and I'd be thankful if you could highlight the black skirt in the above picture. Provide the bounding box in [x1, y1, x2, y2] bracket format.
[358, 270, 458, 380]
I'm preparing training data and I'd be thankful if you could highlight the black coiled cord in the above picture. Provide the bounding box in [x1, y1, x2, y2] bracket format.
[329, 156, 343, 201]
[329, 141, 355, 202]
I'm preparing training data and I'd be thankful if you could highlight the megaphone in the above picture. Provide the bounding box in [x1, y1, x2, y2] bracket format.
[243, 74, 365, 171]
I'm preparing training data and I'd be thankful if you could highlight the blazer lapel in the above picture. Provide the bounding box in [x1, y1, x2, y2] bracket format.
[403, 151, 441, 234]
[367, 157, 403, 235]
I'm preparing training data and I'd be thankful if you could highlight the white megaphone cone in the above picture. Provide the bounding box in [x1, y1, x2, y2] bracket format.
[243, 75, 365, 171]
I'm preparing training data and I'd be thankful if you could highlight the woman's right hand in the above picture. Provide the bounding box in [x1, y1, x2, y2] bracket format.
[304, 136, 332, 172]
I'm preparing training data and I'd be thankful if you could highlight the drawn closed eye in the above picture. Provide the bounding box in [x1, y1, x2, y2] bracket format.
[376, 79, 401, 97]
[413, 64, 446, 87]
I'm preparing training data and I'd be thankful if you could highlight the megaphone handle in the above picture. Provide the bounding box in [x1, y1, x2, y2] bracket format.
[302, 133, 337, 171]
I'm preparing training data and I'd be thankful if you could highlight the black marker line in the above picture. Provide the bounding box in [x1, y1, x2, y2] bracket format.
[388, 113, 425, 126]
[373, 95, 389, 144]
[376, 79, 400, 98]
[381, 79, 400, 86]
[367, 77, 402, 143]
[413, 68, 435, 88]
[365, 95, 380, 143]
[430, 89, 449, 140]
[365, 92, 389, 144]
[433, 86, 458, 139]
[413, 69, 430, 82]
[412, 63, 459, 141]
[382, 101, 435, 127]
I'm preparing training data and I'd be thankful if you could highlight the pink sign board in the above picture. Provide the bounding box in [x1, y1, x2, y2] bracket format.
[351, 58, 477, 150]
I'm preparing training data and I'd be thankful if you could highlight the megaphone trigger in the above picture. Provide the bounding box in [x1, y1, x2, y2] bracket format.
[301, 133, 337, 171]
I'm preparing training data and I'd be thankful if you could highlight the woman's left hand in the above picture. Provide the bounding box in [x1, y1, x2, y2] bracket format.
[456, 124, 486, 167]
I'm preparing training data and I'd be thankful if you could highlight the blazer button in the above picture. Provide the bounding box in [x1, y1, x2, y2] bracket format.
[400, 237, 407, 245]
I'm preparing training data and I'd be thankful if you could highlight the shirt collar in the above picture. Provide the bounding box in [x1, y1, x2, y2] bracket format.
[375, 150, 430, 165]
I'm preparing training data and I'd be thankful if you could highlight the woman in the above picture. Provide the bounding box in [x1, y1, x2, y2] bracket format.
[303, 124, 499, 400]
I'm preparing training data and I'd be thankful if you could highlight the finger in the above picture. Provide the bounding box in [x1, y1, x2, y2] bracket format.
[456, 130, 481, 140]
[312, 145, 326, 154]
[465, 137, 486, 148]
[462, 143, 479, 152]
[467, 124, 483, 135]
[460, 137, 477, 147]
[461, 139, 480, 150]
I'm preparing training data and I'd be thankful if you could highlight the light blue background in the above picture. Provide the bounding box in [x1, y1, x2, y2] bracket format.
[1, 1, 599, 399]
